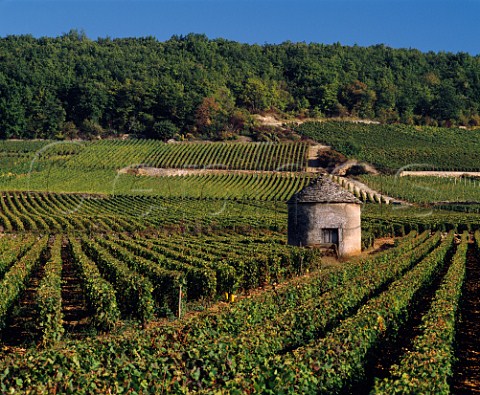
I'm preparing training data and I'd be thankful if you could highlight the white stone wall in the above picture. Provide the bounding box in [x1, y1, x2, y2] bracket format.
[288, 202, 361, 257]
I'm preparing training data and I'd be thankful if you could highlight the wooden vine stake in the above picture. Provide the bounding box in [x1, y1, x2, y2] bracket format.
[178, 285, 183, 319]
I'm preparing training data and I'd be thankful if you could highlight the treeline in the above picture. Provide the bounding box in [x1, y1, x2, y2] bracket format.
[1, 30, 480, 140]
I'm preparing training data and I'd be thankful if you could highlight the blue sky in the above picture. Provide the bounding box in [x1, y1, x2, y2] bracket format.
[0, 0, 478, 54]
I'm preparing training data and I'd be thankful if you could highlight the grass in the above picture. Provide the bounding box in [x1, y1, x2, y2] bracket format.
[359, 175, 480, 204]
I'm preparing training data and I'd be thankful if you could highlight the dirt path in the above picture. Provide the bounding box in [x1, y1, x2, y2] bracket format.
[400, 171, 480, 177]
[306, 144, 330, 172]
[355, 242, 454, 394]
[2, 259, 45, 346]
[452, 240, 480, 394]
[254, 114, 380, 127]
[61, 239, 90, 337]
[331, 160, 379, 176]
[119, 167, 318, 177]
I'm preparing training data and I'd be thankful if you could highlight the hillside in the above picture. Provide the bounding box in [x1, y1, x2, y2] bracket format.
[1, 32, 480, 141]
[1, 136, 479, 207]
[296, 121, 480, 172]
[0, 132, 480, 393]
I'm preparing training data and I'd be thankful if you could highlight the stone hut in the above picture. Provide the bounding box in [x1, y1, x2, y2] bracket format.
[287, 177, 362, 257]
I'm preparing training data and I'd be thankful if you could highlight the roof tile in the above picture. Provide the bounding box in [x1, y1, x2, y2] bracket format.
[287, 176, 362, 204]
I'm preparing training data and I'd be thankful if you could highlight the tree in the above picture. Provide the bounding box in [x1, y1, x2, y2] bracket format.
[27, 87, 66, 138]
[0, 34, 480, 139]
[340, 80, 377, 118]
[0, 82, 26, 138]
[240, 77, 272, 112]
[150, 120, 179, 141]
[432, 80, 464, 122]
[195, 88, 236, 139]
[63, 81, 109, 127]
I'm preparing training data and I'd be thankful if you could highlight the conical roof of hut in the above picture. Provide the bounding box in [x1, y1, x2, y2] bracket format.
[287, 176, 362, 204]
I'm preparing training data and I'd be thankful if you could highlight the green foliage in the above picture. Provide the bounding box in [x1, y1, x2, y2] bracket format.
[105, 232, 319, 300]
[0, 35, 480, 138]
[111, 234, 217, 300]
[150, 119, 179, 141]
[68, 236, 120, 331]
[0, 140, 309, 198]
[360, 175, 480, 204]
[243, 233, 454, 394]
[361, 229, 375, 250]
[0, 236, 48, 330]
[80, 236, 155, 323]
[96, 236, 185, 314]
[166, 233, 440, 393]
[362, 204, 480, 235]
[373, 232, 468, 394]
[36, 235, 64, 347]
[0, 231, 459, 394]
[296, 121, 480, 171]
[0, 190, 295, 234]
[0, 234, 36, 278]
[0, 101, 478, 395]
[1, 187, 480, 240]
[336, 139, 360, 157]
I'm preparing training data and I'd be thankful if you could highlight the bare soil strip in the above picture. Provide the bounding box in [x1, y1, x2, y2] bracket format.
[400, 171, 480, 177]
[331, 159, 379, 176]
[452, 241, 480, 394]
[118, 167, 317, 177]
[306, 144, 331, 172]
[61, 240, 90, 337]
[2, 258, 45, 346]
[352, 244, 455, 394]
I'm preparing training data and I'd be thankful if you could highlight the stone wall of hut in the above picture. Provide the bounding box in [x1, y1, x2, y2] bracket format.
[287, 202, 361, 257]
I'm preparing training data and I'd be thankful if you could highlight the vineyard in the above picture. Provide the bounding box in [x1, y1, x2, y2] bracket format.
[0, 230, 479, 393]
[0, 190, 479, 240]
[0, 191, 301, 233]
[0, 139, 308, 173]
[1, 137, 480, 393]
[295, 121, 480, 172]
[0, 231, 319, 341]
[359, 174, 480, 206]
[0, 140, 311, 198]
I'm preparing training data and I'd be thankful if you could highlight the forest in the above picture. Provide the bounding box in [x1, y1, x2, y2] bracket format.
[1, 30, 479, 140]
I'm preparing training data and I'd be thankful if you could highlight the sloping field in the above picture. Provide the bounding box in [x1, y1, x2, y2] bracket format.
[1, 231, 479, 393]
[295, 121, 480, 172]
[0, 139, 308, 172]
[1, 137, 480, 393]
